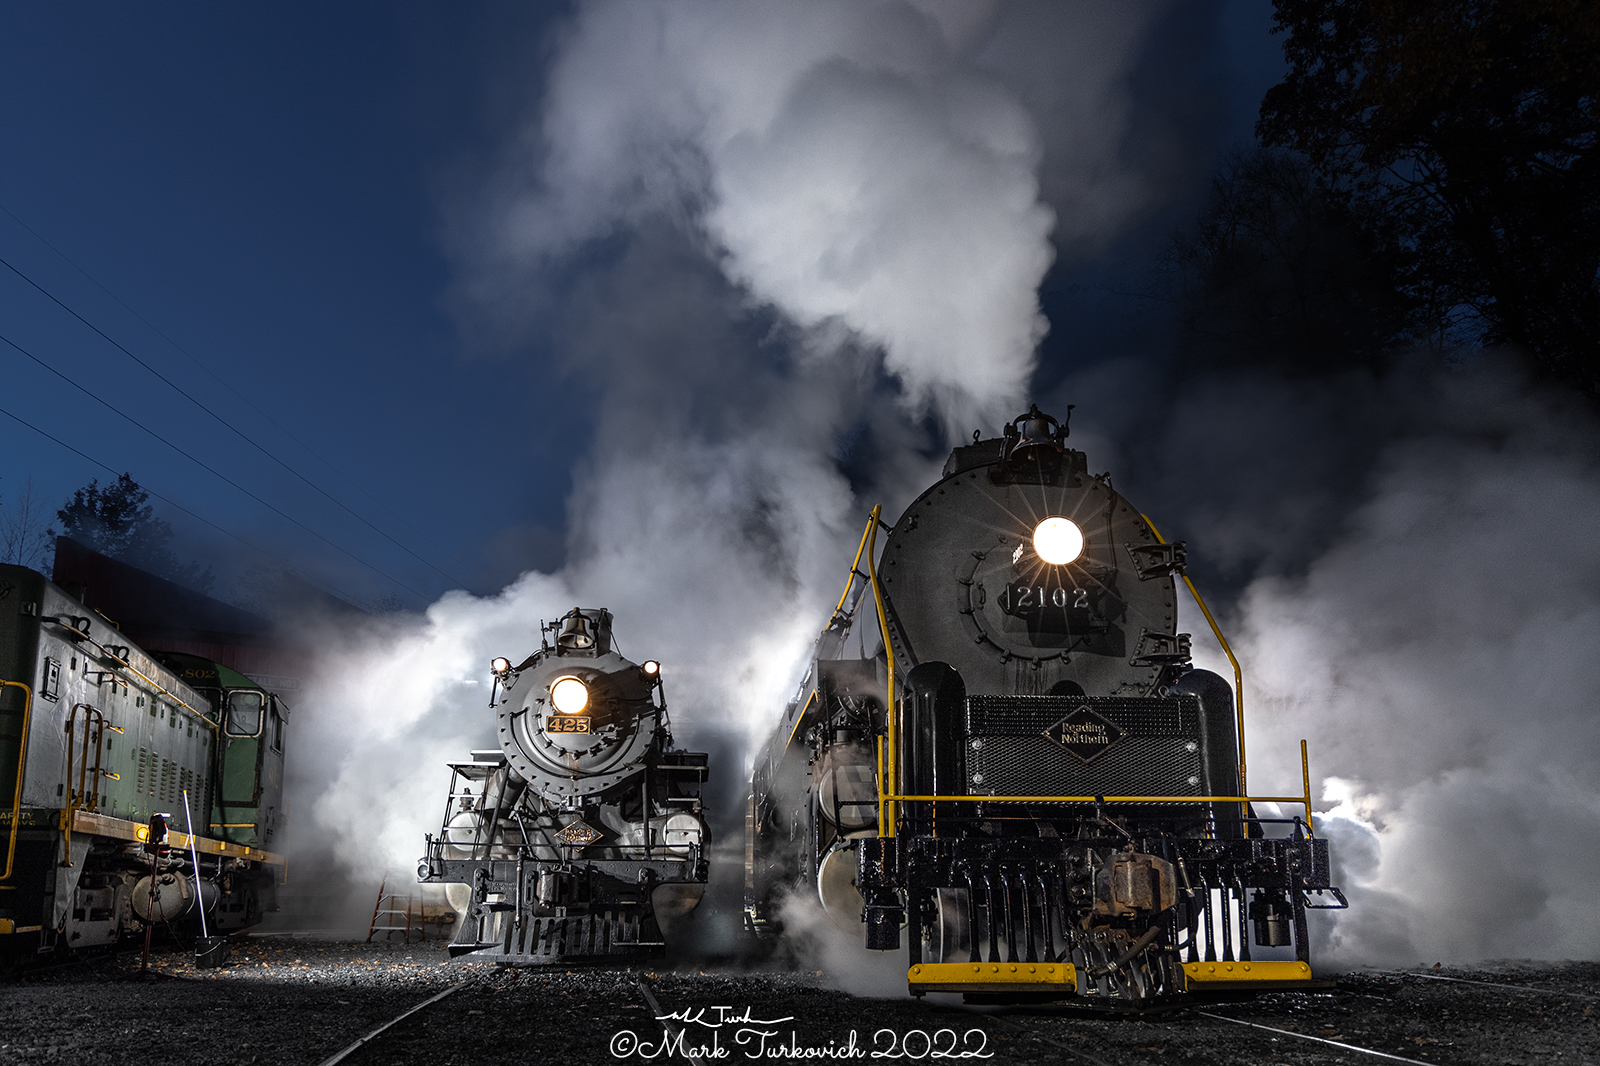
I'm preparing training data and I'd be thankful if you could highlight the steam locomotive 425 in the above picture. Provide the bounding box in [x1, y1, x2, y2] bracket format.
[418, 608, 709, 963]
[745, 405, 1345, 1004]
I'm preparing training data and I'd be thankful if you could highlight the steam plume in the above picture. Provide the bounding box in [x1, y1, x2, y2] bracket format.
[287, 2, 1600, 977]
[295, 0, 1156, 934]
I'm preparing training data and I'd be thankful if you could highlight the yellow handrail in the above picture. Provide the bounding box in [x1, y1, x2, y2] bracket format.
[782, 689, 816, 752]
[1, 679, 34, 884]
[109, 657, 218, 733]
[827, 513, 877, 633]
[1142, 517, 1248, 827]
[45, 618, 217, 731]
[885, 794, 1305, 803]
[863, 505, 896, 838]
[882, 779, 1314, 834]
[1301, 739, 1315, 835]
[784, 510, 881, 757]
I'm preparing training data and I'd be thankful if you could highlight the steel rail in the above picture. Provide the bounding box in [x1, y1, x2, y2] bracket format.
[1365, 969, 1600, 1001]
[312, 979, 469, 1066]
[637, 974, 709, 1066]
[1193, 1010, 1434, 1063]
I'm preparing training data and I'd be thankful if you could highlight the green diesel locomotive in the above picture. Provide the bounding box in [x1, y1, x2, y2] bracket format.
[0, 563, 287, 962]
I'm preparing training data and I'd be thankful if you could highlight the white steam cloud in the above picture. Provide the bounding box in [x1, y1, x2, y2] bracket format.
[459, 0, 1167, 432]
[1225, 371, 1600, 966]
[283, 1, 1600, 979]
[294, 0, 1159, 929]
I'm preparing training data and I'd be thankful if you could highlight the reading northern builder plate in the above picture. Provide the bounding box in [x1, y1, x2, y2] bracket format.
[1042, 705, 1124, 764]
[555, 819, 602, 847]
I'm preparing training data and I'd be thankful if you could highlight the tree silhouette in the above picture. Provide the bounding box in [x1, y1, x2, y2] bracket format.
[53, 473, 215, 593]
[0, 478, 54, 570]
[1164, 148, 1413, 372]
[1258, 0, 1600, 393]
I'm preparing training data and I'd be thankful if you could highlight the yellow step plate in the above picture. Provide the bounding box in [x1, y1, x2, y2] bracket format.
[1183, 960, 1313, 989]
[908, 961, 1077, 994]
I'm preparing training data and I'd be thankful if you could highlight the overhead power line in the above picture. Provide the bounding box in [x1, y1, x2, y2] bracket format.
[0, 250, 482, 595]
[0, 200, 472, 575]
[2, 330, 430, 603]
[0, 400, 366, 608]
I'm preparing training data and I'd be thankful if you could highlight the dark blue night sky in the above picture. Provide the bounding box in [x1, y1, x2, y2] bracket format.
[0, 2, 1279, 606]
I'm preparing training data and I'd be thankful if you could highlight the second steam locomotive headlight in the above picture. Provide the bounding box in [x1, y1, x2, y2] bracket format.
[1033, 516, 1085, 565]
[550, 676, 589, 714]
[642, 660, 660, 676]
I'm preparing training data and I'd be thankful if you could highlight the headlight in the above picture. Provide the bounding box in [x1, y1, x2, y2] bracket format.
[491, 657, 511, 675]
[550, 677, 589, 714]
[1032, 516, 1084, 565]
[642, 660, 660, 676]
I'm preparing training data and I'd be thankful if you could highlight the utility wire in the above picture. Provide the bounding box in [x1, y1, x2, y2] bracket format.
[0, 251, 481, 594]
[0, 400, 365, 608]
[1, 330, 429, 603]
[0, 200, 472, 575]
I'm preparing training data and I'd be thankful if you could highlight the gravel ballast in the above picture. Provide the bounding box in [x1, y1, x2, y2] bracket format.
[3, 937, 1596, 1064]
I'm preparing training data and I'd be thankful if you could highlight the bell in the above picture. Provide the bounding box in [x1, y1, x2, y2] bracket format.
[557, 612, 595, 650]
[1007, 404, 1063, 467]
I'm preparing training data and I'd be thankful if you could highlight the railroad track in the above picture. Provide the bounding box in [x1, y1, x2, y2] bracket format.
[296, 963, 1595, 1065]
[981, 1008, 1440, 1064]
[968, 967, 1599, 1065]
[308, 968, 705, 1066]
[313, 979, 474, 1066]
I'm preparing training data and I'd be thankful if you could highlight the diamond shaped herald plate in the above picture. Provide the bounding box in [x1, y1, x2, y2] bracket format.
[1042, 705, 1125, 764]
[555, 819, 602, 847]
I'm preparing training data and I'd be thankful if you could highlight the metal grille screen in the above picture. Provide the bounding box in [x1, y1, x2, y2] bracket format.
[964, 695, 1204, 799]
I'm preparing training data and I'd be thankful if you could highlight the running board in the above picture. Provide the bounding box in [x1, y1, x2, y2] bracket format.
[908, 961, 1077, 994]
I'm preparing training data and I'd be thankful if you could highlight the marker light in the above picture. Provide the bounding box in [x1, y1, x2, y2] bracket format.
[642, 660, 660, 676]
[491, 657, 511, 675]
[1032, 517, 1085, 565]
[550, 677, 589, 714]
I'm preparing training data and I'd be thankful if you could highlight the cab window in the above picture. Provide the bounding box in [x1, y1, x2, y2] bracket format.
[270, 698, 284, 752]
[226, 691, 264, 737]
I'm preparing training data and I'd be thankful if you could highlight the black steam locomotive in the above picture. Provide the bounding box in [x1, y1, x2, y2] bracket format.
[417, 608, 709, 963]
[745, 406, 1345, 1004]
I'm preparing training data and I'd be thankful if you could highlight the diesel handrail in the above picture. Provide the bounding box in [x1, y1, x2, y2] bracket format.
[1, 679, 35, 884]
